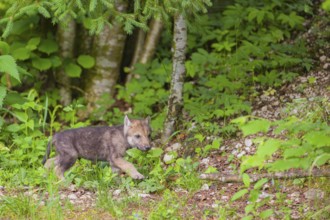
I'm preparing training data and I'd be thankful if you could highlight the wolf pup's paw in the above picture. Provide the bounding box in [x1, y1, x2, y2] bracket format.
[132, 172, 145, 180]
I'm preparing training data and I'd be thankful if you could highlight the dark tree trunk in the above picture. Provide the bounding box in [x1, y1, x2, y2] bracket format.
[162, 14, 187, 143]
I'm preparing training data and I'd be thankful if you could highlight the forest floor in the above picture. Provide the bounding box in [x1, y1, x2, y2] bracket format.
[0, 61, 329, 220]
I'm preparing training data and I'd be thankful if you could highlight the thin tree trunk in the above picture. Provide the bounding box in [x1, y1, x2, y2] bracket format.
[85, 2, 128, 110]
[56, 18, 76, 106]
[139, 19, 163, 64]
[127, 18, 163, 83]
[199, 169, 330, 183]
[162, 14, 187, 144]
[130, 29, 146, 68]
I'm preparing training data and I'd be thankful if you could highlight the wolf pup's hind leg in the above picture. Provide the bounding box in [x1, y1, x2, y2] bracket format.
[55, 153, 77, 179]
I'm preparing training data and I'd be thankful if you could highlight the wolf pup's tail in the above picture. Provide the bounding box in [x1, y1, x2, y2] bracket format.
[42, 139, 52, 165]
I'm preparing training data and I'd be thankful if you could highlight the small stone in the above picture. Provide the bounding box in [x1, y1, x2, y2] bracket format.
[200, 158, 210, 166]
[237, 151, 246, 158]
[221, 195, 229, 201]
[259, 192, 273, 199]
[60, 194, 67, 200]
[235, 143, 242, 149]
[170, 143, 182, 151]
[289, 192, 300, 198]
[138, 193, 151, 198]
[304, 189, 325, 200]
[201, 184, 209, 191]
[320, 55, 327, 62]
[113, 189, 122, 197]
[272, 101, 280, 106]
[68, 184, 77, 192]
[323, 63, 329, 70]
[163, 153, 174, 163]
[244, 139, 253, 147]
[211, 203, 219, 208]
[261, 106, 268, 112]
[220, 146, 226, 151]
[68, 193, 78, 200]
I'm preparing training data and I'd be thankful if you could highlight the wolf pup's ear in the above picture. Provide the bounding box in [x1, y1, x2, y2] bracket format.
[124, 115, 131, 127]
[145, 116, 151, 125]
[124, 115, 131, 135]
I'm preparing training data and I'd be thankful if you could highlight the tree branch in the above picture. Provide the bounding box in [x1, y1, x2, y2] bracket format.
[200, 169, 330, 183]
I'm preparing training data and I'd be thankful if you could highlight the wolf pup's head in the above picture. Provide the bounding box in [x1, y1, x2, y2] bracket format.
[124, 115, 152, 151]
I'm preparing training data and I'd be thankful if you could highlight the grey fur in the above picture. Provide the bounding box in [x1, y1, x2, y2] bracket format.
[43, 116, 151, 180]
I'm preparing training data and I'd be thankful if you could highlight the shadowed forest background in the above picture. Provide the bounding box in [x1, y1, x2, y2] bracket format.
[0, 0, 329, 219]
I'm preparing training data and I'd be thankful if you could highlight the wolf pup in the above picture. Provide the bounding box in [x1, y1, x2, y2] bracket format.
[42, 115, 151, 180]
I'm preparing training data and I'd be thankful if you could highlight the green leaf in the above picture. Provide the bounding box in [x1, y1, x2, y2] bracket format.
[147, 148, 163, 158]
[0, 41, 10, 54]
[194, 134, 205, 142]
[6, 124, 21, 133]
[240, 119, 271, 136]
[65, 63, 82, 78]
[26, 37, 41, 51]
[0, 55, 20, 82]
[322, 0, 330, 11]
[254, 178, 268, 190]
[126, 148, 143, 159]
[12, 47, 30, 60]
[50, 56, 62, 67]
[231, 116, 249, 125]
[304, 131, 330, 148]
[283, 147, 307, 159]
[38, 39, 58, 54]
[231, 189, 249, 201]
[204, 166, 218, 174]
[245, 203, 254, 214]
[242, 216, 253, 220]
[260, 209, 273, 219]
[77, 55, 95, 69]
[242, 173, 250, 188]
[12, 111, 28, 123]
[0, 86, 7, 108]
[268, 158, 309, 171]
[32, 58, 52, 71]
[240, 155, 264, 173]
[38, 6, 51, 18]
[312, 154, 330, 167]
[212, 138, 222, 149]
[256, 138, 281, 158]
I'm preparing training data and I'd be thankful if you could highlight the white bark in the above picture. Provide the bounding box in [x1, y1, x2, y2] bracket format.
[140, 19, 163, 64]
[57, 18, 76, 106]
[85, 1, 127, 108]
[162, 14, 187, 143]
[127, 18, 163, 83]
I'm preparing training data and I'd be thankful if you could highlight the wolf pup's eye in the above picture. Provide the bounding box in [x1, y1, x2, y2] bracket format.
[135, 134, 141, 139]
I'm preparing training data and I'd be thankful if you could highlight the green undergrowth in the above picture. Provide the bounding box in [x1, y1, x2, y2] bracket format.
[0, 0, 329, 219]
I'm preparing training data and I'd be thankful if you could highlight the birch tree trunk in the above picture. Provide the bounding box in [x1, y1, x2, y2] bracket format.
[139, 19, 163, 64]
[127, 18, 163, 83]
[56, 18, 76, 106]
[162, 14, 187, 143]
[84, 1, 127, 110]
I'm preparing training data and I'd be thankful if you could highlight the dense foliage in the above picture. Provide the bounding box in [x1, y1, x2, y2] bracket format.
[0, 0, 329, 219]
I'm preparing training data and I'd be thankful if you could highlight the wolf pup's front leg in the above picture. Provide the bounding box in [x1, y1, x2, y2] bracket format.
[111, 157, 144, 179]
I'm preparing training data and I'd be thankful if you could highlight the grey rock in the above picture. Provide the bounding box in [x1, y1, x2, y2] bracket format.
[68, 193, 78, 200]
[304, 189, 325, 200]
